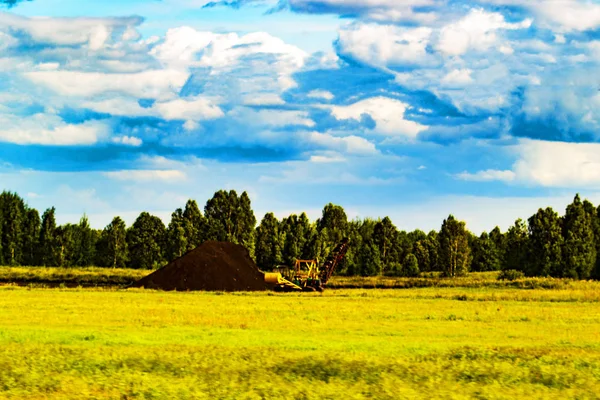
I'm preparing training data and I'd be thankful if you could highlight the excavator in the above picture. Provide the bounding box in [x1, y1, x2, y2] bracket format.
[264, 238, 349, 292]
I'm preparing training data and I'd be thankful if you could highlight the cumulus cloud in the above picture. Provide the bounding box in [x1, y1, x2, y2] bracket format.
[512, 140, 600, 188]
[460, 140, 600, 188]
[456, 169, 516, 182]
[337, 24, 435, 68]
[479, 0, 600, 32]
[111, 136, 143, 147]
[0, 13, 142, 49]
[437, 9, 532, 56]
[307, 90, 335, 101]
[331, 97, 427, 137]
[103, 169, 187, 182]
[25, 70, 188, 99]
[441, 69, 473, 86]
[228, 108, 315, 128]
[0, 114, 107, 145]
[153, 98, 224, 121]
[303, 131, 379, 155]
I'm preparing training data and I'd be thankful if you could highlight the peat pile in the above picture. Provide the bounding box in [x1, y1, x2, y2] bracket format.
[132, 241, 267, 291]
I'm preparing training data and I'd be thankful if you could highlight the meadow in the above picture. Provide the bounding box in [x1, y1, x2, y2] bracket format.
[2, 280, 600, 399]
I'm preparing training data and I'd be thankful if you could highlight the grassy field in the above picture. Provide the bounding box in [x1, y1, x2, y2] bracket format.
[2, 284, 600, 399]
[0, 266, 587, 291]
[0, 266, 148, 287]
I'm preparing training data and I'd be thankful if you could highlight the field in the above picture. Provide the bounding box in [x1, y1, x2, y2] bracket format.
[0, 266, 589, 291]
[2, 279, 600, 399]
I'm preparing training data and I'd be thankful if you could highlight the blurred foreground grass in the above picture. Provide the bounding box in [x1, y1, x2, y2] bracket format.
[1, 286, 600, 399]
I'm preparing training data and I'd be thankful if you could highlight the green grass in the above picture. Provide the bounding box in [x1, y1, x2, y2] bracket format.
[1, 285, 600, 399]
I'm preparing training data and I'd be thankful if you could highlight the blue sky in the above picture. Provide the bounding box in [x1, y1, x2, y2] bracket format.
[2, 0, 600, 233]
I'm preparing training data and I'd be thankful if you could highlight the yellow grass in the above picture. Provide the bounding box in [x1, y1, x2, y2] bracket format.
[1, 285, 600, 399]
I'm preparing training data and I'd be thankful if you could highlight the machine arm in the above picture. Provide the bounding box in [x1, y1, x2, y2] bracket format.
[319, 238, 350, 284]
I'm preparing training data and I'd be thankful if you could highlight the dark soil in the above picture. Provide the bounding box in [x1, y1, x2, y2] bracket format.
[132, 241, 267, 291]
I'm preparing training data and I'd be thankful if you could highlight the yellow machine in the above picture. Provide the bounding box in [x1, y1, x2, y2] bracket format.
[264, 238, 350, 292]
[264, 272, 301, 291]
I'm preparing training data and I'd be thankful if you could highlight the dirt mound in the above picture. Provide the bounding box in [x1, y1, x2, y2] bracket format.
[132, 241, 267, 291]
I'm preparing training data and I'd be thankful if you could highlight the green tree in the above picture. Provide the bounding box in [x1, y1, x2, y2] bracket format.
[373, 217, 398, 270]
[489, 226, 506, 264]
[281, 213, 312, 266]
[166, 208, 188, 260]
[438, 215, 471, 277]
[471, 232, 501, 272]
[307, 227, 330, 261]
[255, 213, 283, 270]
[407, 229, 427, 245]
[205, 190, 237, 242]
[0, 191, 26, 265]
[204, 190, 256, 255]
[96, 217, 128, 268]
[38, 207, 59, 266]
[357, 240, 382, 276]
[425, 230, 440, 272]
[562, 194, 596, 279]
[237, 192, 256, 257]
[127, 212, 166, 269]
[316, 203, 348, 257]
[22, 208, 40, 266]
[402, 253, 420, 277]
[56, 223, 78, 267]
[503, 219, 529, 272]
[341, 220, 364, 276]
[393, 230, 413, 267]
[74, 215, 96, 266]
[527, 207, 563, 277]
[183, 199, 206, 250]
[413, 240, 430, 272]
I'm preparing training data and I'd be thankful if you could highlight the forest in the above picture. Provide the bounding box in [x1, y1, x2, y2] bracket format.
[0, 190, 598, 280]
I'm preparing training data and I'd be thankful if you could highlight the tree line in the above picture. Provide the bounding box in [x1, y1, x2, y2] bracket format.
[0, 190, 598, 279]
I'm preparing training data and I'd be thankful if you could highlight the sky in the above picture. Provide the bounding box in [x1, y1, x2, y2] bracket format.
[1, 0, 600, 233]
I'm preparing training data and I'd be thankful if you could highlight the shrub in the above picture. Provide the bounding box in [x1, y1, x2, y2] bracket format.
[498, 269, 525, 281]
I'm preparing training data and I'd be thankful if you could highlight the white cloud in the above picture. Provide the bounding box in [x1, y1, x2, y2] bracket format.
[153, 97, 224, 121]
[0, 114, 106, 145]
[460, 140, 600, 188]
[512, 140, 600, 188]
[0, 13, 142, 49]
[307, 90, 335, 101]
[229, 108, 315, 128]
[242, 93, 286, 106]
[441, 69, 473, 86]
[303, 131, 378, 155]
[183, 120, 200, 131]
[456, 169, 516, 182]
[309, 153, 346, 163]
[111, 136, 143, 147]
[258, 155, 397, 185]
[331, 97, 427, 137]
[438, 9, 532, 56]
[151, 27, 307, 96]
[481, 0, 600, 32]
[337, 24, 434, 67]
[103, 170, 187, 182]
[82, 96, 223, 122]
[25, 70, 189, 99]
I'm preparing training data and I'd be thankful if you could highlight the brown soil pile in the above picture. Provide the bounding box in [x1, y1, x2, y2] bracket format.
[132, 241, 267, 291]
